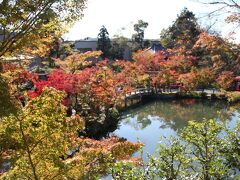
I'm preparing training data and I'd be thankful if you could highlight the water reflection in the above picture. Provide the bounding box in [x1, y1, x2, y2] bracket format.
[114, 99, 239, 158]
[121, 99, 233, 132]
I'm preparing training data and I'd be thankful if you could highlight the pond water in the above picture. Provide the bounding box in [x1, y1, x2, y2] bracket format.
[113, 99, 240, 159]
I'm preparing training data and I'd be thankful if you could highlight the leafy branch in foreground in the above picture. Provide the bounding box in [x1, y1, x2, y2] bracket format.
[0, 87, 142, 179]
[0, 0, 87, 58]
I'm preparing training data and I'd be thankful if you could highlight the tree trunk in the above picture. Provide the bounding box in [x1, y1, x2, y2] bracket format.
[19, 118, 38, 180]
[0, 60, 3, 73]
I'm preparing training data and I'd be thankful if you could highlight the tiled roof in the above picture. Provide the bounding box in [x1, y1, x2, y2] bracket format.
[150, 43, 164, 52]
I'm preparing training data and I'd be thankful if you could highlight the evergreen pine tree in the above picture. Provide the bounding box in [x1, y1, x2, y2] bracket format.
[97, 26, 111, 58]
[132, 20, 148, 49]
[160, 8, 201, 49]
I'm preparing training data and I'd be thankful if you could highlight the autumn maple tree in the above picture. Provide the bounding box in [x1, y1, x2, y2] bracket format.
[55, 51, 102, 74]
[0, 88, 142, 179]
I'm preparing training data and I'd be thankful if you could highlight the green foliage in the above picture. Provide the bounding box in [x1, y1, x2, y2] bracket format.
[97, 26, 112, 58]
[159, 28, 172, 48]
[111, 161, 146, 180]
[0, 0, 87, 58]
[111, 119, 240, 179]
[132, 20, 148, 49]
[110, 138, 191, 180]
[48, 37, 74, 60]
[160, 8, 201, 50]
[181, 119, 229, 179]
[0, 88, 83, 179]
[222, 121, 240, 172]
[226, 91, 240, 103]
[0, 75, 18, 118]
[0, 86, 143, 179]
[110, 35, 129, 60]
[149, 137, 191, 179]
[108, 107, 119, 120]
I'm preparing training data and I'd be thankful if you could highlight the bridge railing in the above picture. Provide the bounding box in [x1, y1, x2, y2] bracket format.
[126, 87, 154, 97]
[125, 87, 220, 98]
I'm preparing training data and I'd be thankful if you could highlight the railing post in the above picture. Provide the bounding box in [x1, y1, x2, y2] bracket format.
[124, 94, 127, 108]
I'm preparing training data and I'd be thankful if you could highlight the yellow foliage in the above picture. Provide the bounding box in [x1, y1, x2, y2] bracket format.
[55, 51, 102, 74]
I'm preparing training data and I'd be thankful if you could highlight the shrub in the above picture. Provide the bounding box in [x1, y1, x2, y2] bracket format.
[110, 119, 240, 179]
[226, 91, 240, 103]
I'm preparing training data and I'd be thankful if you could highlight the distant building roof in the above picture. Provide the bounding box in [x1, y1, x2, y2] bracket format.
[74, 38, 160, 43]
[150, 43, 165, 53]
[75, 37, 98, 42]
[143, 42, 165, 54]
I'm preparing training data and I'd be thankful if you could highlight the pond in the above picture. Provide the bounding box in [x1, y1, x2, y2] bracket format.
[113, 99, 240, 159]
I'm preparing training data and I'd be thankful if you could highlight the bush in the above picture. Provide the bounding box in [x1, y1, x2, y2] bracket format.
[110, 119, 240, 179]
[200, 92, 207, 98]
[211, 93, 217, 99]
[109, 107, 120, 120]
[226, 91, 240, 103]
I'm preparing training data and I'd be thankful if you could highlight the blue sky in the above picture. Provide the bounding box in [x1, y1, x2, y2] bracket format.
[64, 0, 239, 41]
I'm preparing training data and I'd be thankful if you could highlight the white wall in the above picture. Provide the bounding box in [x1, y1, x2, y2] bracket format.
[74, 41, 97, 51]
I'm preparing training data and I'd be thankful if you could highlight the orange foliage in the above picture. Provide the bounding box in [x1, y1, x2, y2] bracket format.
[55, 51, 102, 74]
[65, 137, 143, 177]
[217, 71, 235, 90]
[194, 32, 230, 55]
